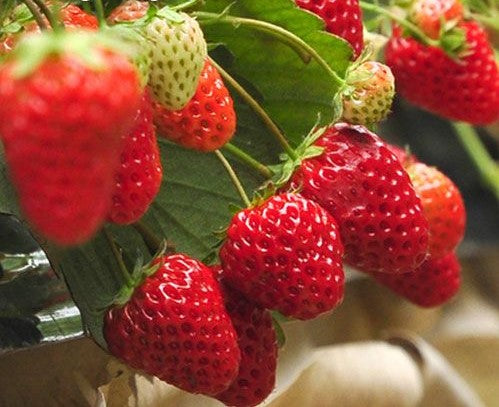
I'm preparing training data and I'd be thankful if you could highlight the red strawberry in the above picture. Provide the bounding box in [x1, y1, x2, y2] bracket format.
[0, 2, 98, 54]
[212, 266, 278, 407]
[0, 32, 141, 245]
[220, 193, 345, 320]
[104, 254, 241, 396]
[386, 144, 417, 167]
[107, 0, 149, 24]
[409, 0, 464, 39]
[406, 162, 466, 259]
[289, 123, 429, 274]
[385, 22, 499, 125]
[295, 0, 364, 58]
[153, 60, 236, 152]
[108, 91, 163, 225]
[370, 252, 461, 307]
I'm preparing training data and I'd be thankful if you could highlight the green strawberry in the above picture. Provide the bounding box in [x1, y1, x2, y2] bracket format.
[144, 9, 207, 110]
[341, 61, 395, 126]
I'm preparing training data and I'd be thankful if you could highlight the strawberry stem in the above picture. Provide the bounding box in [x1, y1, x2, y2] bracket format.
[133, 220, 162, 254]
[223, 143, 273, 179]
[93, 0, 106, 27]
[21, 0, 48, 30]
[359, 1, 439, 47]
[452, 122, 499, 202]
[171, 0, 203, 12]
[209, 57, 298, 160]
[215, 150, 252, 207]
[194, 12, 346, 87]
[103, 228, 134, 288]
[32, 0, 61, 31]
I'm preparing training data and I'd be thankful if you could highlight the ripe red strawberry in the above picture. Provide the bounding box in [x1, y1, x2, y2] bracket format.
[342, 61, 395, 125]
[409, 0, 464, 39]
[107, 0, 149, 24]
[295, 0, 364, 58]
[288, 123, 429, 274]
[386, 144, 417, 167]
[153, 60, 236, 152]
[0, 2, 98, 54]
[212, 266, 278, 407]
[108, 91, 163, 225]
[370, 252, 461, 307]
[104, 254, 241, 396]
[406, 162, 465, 259]
[220, 193, 345, 320]
[0, 32, 141, 245]
[385, 22, 499, 125]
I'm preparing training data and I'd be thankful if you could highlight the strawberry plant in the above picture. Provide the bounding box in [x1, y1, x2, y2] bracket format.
[0, 0, 498, 405]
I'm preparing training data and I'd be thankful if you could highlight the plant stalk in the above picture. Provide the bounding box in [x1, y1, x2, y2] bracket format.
[452, 122, 499, 202]
[209, 56, 297, 160]
[215, 150, 251, 207]
[223, 143, 273, 178]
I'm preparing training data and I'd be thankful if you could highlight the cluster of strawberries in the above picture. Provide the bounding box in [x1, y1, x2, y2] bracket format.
[0, 1, 237, 246]
[0, 0, 492, 406]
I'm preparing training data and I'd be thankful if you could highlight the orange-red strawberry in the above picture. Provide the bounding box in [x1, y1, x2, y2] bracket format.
[104, 254, 241, 396]
[406, 162, 465, 259]
[220, 193, 345, 320]
[295, 0, 364, 58]
[288, 123, 429, 274]
[409, 0, 464, 39]
[385, 22, 499, 125]
[370, 252, 461, 307]
[0, 32, 141, 245]
[108, 91, 163, 225]
[153, 60, 236, 152]
[0, 2, 98, 54]
[212, 266, 278, 407]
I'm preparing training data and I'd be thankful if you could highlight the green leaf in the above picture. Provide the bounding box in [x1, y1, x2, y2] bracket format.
[198, 0, 352, 144]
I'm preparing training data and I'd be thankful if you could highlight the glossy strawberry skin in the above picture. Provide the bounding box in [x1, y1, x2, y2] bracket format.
[0, 50, 141, 245]
[385, 22, 499, 125]
[0, 3, 98, 54]
[108, 91, 163, 225]
[295, 0, 364, 58]
[212, 267, 278, 407]
[370, 252, 461, 307]
[104, 255, 241, 396]
[407, 163, 465, 259]
[289, 123, 429, 274]
[409, 0, 464, 39]
[220, 193, 345, 320]
[153, 60, 236, 152]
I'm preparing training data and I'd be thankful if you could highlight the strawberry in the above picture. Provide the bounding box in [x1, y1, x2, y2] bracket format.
[386, 144, 417, 167]
[220, 193, 345, 320]
[409, 0, 464, 39]
[385, 22, 499, 125]
[342, 61, 395, 125]
[295, 0, 364, 58]
[288, 123, 429, 274]
[107, 0, 150, 24]
[143, 9, 207, 110]
[406, 162, 466, 259]
[108, 91, 163, 225]
[370, 252, 461, 307]
[212, 266, 278, 407]
[153, 60, 236, 152]
[0, 32, 141, 245]
[0, 2, 98, 54]
[104, 254, 241, 396]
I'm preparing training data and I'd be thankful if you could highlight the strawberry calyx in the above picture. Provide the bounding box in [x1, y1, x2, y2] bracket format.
[111, 3, 185, 29]
[268, 125, 326, 189]
[110, 242, 166, 307]
[7, 30, 138, 78]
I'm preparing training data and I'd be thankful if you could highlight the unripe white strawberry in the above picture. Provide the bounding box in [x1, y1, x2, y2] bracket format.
[144, 11, 207, 110]
[341, 61, 395, 126]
